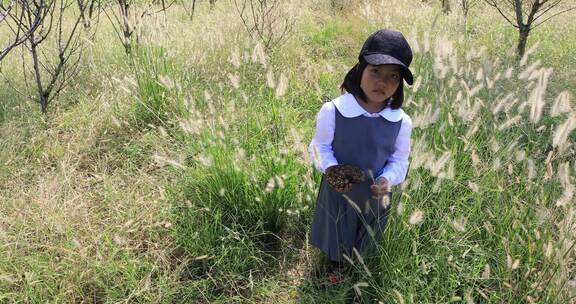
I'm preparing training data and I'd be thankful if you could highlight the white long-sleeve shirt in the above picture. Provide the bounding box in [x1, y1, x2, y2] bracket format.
[308, 93, 412, 186]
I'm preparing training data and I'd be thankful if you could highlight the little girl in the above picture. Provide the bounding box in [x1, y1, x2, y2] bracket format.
[308, 29, 413, 282]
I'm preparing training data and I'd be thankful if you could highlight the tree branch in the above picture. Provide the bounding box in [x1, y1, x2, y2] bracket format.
[0, 0, 15, 23]
[102, 6, 125, 48]
[484, 0, 520, 27]
[0, 0, 47, 61]
[531, 0, 564, 22]
[532, 6, 576, 29]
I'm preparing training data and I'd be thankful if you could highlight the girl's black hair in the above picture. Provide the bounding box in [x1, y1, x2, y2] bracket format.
[340, 59, 404, 109]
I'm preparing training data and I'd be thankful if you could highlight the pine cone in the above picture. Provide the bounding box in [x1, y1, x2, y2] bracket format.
[326, 164, 365, 189]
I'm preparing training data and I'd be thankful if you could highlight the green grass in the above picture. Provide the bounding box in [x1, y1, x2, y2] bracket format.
[130, 44, 183, 127]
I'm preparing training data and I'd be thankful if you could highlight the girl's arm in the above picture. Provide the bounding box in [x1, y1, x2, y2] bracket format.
[378, 114, 412, 186]
[309, 102, 338, 173]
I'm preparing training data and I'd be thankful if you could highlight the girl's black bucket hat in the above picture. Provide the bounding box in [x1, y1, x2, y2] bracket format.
[359, 29, 414, 85]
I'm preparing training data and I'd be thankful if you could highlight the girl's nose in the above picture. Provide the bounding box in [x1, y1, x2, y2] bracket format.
[376, 76, 386, 84]
[376, 77, 389, 86]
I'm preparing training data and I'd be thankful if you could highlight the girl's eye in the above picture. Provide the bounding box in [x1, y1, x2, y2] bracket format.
[386, 74, 399, 81]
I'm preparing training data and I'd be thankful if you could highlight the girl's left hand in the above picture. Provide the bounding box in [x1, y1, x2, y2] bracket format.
[370, 177, 390, 199]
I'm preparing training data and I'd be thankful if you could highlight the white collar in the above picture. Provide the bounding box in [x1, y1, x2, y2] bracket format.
[332, 93, 404, 122]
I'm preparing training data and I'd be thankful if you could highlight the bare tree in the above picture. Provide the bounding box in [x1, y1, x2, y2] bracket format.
[103, 0, 175, 54]
[460, 0, 481, 36]
[182, 0, 221, 22]
[5, 0, 89, 113]
[76, 0, 100, 29]
[33, 0, 87, 113]
[461, 0, 480, 18]
[484, 0, 576, 61]
[182, 0, 197, 21]
[0, 0, 15, 24]
[442, 0, 451, 13]
[104, 0, 133, 54]
[233, 0, 294, 50]
[1, 0, 48, 61]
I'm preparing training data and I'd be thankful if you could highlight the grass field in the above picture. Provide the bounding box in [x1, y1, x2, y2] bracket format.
[1, 0, 575, 303]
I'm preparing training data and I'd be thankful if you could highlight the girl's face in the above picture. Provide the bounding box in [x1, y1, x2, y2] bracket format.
[360, 64, 402, 105]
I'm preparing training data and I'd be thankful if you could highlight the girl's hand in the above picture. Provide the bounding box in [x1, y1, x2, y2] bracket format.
[370, 176, 390, 199]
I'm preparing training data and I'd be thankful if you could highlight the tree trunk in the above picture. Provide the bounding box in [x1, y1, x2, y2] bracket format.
[442, 0, 451, 14]
[88, 0, 97, 20]
[77, 0, 88, 28]
[190, 0, 196, 21]
[517, 26, 530, 62]
[30, 41, 49, 114]
[120, 0, 132, 54]
[123, 29, 132, 54]
[462, 0, 469, 37]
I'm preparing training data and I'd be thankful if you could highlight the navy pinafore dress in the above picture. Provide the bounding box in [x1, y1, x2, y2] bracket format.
[309, 104, 402, 262]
